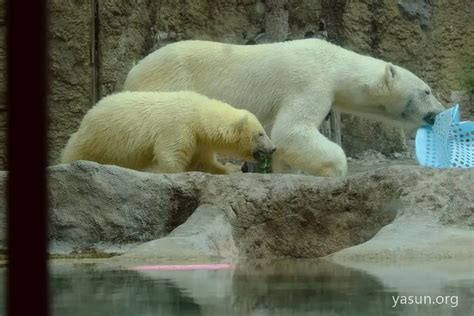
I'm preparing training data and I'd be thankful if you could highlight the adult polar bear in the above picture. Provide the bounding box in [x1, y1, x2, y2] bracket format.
[123, 39, 444, 176]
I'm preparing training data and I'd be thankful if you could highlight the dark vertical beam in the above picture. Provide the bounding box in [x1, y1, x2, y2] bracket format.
[91, 0, 100, 104]
[264, 0, 289, 42]
[330, 111, 342, 146]
[7, 0, 49, 315]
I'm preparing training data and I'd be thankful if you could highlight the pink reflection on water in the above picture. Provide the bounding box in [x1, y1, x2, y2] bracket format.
[130, 263, 233, 271]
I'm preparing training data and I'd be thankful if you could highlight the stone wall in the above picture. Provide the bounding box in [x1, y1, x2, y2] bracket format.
[97, 0, 263, 97]
[47, 0, 95, 165]
[48, 0, 264, 166]
[327, 0, 474, 156]
[291, 0, 474, 156]
[0, 0, 472, 167]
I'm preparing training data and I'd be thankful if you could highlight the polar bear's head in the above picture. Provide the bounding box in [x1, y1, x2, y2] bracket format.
[236, 112, 276, 162]
[340, 63, 445, 127]
[375, 64, 445, 126]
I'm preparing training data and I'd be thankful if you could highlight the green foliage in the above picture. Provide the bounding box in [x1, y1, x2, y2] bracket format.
[256, 156, 272, 173]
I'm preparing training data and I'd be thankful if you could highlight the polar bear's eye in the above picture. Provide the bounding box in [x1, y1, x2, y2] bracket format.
[425, 90, 431, 95]
[258, 132, 264, 137]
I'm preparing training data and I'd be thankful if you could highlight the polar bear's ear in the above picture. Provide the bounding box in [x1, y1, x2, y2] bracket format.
[235, 115, 248, 131]
[383, 63, 397, 90]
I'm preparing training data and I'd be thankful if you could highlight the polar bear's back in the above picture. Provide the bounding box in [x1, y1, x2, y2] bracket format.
[81, 91, 202, 139]
[123, 39, 355, 126]
[124, 41, 268, 91]
[124, 39, 349, 89]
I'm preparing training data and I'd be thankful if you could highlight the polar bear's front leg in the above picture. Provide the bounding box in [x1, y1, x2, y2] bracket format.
[201, 161, 231, 174]
[272, 126, 347, 176]
[189, 151, 231, 174]
[151, 147, 191, 173]
[270, 105, 348, 177]
[198, 157, 230, 175]
[149, 156, 188, 173]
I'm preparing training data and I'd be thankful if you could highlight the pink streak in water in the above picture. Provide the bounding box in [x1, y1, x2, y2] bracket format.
[130, 263, 233, 271]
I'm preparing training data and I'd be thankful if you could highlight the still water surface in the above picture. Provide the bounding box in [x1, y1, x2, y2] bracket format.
[1, 259, 473, 315]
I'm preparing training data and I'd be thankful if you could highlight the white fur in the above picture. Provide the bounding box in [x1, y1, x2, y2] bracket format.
[124, 39, 444, 176]
[61, 91, 273, 174]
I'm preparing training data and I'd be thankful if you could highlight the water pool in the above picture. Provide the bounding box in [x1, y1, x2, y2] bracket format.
[1, 259, 472, 315]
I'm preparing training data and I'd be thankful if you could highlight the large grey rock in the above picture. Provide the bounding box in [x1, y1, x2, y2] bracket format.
[329, 165, 474, 263]
[0, 161, 472, 262]
[0, 161, 399, 258]
[122, 164, 474, 261]
[121, 204, 238, 261]
[0, 161, 202, 254]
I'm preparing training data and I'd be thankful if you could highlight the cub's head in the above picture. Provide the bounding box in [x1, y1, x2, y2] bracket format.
[358, 63, 445, 127]
[235, 112, 276, 162]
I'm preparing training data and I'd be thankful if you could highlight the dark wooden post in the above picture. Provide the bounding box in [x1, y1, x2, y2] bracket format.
[7, 0, 49, 315]
[330, 111, 342, 146]
[264, 0, 289, 42]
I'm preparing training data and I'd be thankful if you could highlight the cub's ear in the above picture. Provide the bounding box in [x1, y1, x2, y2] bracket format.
[383, 63, 397, 90]
[234, 114, 248, 131]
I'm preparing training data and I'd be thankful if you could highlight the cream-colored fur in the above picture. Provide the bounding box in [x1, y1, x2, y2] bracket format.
[124, 39, 445, 176]
[61, 91, 274, 174]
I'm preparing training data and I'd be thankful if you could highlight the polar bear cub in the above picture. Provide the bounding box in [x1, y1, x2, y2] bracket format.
[61, 91, 276, 174]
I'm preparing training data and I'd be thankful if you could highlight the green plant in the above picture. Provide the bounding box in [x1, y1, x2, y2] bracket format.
[256, 156, 272, 173]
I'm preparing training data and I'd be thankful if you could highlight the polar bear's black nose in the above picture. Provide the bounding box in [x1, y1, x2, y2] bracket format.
[423, 112, 438, 125]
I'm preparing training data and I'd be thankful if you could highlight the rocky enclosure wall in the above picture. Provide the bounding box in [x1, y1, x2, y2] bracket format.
[0, 0, 473, 168]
